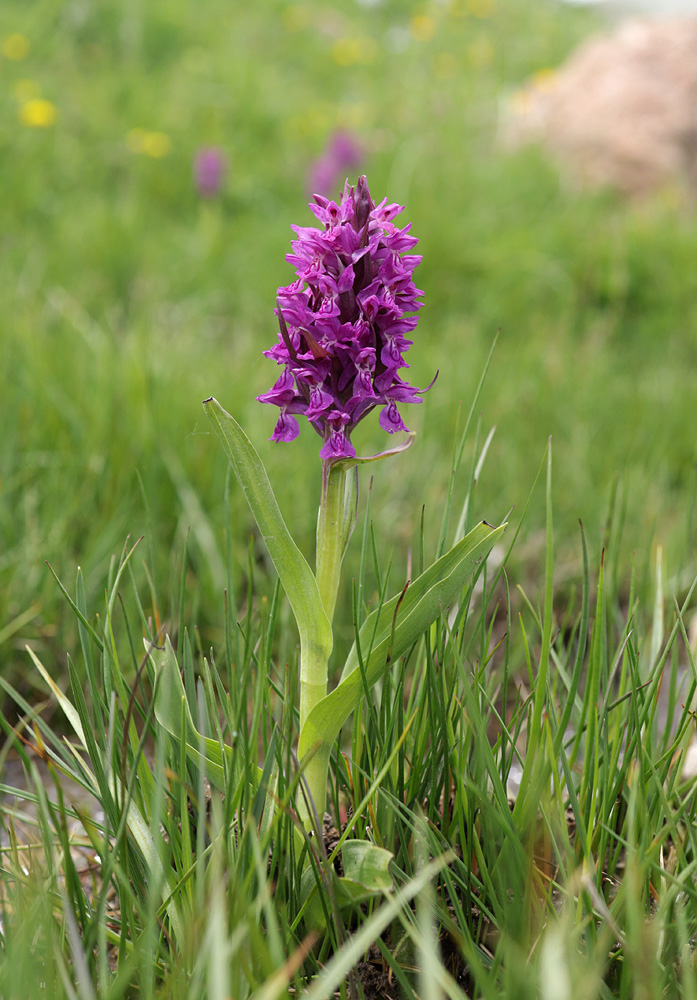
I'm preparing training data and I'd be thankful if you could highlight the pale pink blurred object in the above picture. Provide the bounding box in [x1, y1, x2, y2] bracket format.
[502, 16, 697, 197]
[194, 146, 226, 197]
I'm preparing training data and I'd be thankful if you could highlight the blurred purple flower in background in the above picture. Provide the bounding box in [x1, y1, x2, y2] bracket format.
[194, 146, 226, 197]
[258, 175, 428, 460]
[308, 131, 363, 198]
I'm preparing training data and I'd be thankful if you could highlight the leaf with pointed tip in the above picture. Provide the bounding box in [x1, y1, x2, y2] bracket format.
[203, 397, 332, 693]
[148, 636, 260, 792]
[297, 521, 506, 777]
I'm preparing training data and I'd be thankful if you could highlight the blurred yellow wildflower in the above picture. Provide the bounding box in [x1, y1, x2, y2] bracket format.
[2, 33, 30, 60]
[19, 98, 57, 128]
[531, 68, 558, 92]
[467, 36, 494, 68]
[282, 5, 310, 31]
[142, 131, 171, 158]
[509, 69, 558, 118]
[285, 101, 333, 139]
[127, 128, 172, 157]
[409, 15, 436, 42]
[332, 39, 360, 66]
[13, 78, 41, 102]
[434, 52, 458, 81]
[331, 37, 378, 66]
[284, 115, 306, 140]
[467, 0, 495, 18]
[340, 102, 368, 129]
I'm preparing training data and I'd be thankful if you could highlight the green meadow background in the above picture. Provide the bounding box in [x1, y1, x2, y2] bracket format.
[2, 0, 696, 700]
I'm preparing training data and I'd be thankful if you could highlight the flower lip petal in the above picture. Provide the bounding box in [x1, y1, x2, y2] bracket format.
[320, 430, 357, 460]
[256, 369, 296, 405]
[379, 402, 409, 434]
[271, 412, 301, 442]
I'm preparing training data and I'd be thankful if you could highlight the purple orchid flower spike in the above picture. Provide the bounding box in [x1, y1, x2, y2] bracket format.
[258, 175, 428, 460]
[194, 147, 226, 198]
[308, 131, 363, 198]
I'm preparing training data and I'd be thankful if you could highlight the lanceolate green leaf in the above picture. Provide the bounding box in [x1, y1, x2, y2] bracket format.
[343, 520, 505, 684]
[203, 397, 333, 712]
[149, 636, 259, 793]
[298, 521, 505, 771]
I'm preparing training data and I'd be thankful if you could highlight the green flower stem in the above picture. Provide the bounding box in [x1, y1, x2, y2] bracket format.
[299, 747, 331, 833]
[296, 461, 352, 820]
[316, 460, 348, 626]
[299, 461, 345, 734]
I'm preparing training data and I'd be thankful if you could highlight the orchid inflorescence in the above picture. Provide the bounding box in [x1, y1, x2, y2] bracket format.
[258, 175, 428, 459]
[194, 146, 226, 198]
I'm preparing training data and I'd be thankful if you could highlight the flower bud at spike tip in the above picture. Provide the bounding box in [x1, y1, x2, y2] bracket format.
[354, 174, 373, 232]
[258, 176, 429, 459]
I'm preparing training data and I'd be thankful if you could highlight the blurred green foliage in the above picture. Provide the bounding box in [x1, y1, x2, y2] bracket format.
[1, 0, 696, 697]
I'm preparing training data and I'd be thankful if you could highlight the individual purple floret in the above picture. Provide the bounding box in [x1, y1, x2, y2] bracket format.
[194, 146, 226, 197]
[258, 175, 427, 460]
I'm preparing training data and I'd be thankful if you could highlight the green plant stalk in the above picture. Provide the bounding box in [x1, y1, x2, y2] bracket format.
[316, 460, 348, 627]
[298, 461, 351, 818]
[299, 749, 331, 832]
